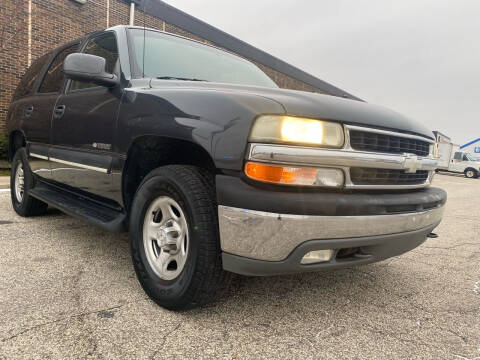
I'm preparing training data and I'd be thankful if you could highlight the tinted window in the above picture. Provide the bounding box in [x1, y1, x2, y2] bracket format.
[128, 29, 278, 88]
[38, 44, 78, 94]
[12, 54, 50, 101]
[463, 154, 469, 161]
[454, 152, 462, 160]
[70, 33, 119, 91]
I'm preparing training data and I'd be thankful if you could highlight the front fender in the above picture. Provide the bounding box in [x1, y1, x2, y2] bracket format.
[116, 87, 285, 170]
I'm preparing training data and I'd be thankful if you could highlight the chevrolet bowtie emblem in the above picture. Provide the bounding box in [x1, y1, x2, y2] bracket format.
[403, 154, 422, 173]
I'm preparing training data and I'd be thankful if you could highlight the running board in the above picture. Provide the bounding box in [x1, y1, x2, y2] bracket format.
[29, 182, 127, 232]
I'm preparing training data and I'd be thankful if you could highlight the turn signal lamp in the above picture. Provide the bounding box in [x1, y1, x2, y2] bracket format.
[245, 162, 344, 188]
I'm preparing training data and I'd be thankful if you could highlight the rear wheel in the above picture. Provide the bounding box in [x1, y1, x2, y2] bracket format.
[464, 169, 477, 178]
[129, 165, 226, 310]
[10, 148, 48, 217]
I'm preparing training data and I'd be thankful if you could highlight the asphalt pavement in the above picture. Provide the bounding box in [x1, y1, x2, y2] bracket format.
[0, 174, 479, 359]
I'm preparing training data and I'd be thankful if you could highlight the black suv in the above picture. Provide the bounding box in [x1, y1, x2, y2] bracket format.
[6, 26, 446, 309]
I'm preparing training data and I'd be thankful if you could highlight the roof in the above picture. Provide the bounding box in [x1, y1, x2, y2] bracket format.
[460, 138, 480, 149]
[121, 0, 361, 101]
[432, 130, 451, 141]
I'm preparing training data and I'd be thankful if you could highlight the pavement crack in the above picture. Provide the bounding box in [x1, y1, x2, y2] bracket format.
[1, 303, 131, 343]
[149, 321, 183, 360]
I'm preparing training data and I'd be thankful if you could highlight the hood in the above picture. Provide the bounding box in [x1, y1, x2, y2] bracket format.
[148, 80, 435, 140]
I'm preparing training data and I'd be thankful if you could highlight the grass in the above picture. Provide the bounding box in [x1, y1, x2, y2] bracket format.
[0, 169, 10, 176]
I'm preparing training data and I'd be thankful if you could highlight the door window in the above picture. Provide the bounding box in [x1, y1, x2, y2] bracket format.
[12, 53, 50, 101]
[70, 33, 119, 91]
[453, 152, 462, 160]
[38, 44, 79, 94]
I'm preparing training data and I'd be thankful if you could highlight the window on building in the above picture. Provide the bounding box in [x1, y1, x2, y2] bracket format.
[70, 32, 119, 91]
[12, 53, 50, 101]
[38, 44, 79, 94]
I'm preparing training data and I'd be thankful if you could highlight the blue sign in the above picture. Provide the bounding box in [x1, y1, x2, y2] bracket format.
[475, 147, 480, 153]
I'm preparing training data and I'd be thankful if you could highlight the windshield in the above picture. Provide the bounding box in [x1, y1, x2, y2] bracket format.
[465, 153, 477, 161]
[128, 29, 278, 88]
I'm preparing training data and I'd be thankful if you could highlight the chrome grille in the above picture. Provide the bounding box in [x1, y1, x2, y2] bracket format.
[349, 130, 430, 157]
[350, 168, 429, 186]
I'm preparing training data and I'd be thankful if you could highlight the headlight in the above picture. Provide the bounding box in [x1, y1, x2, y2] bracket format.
[249, 115, 345, 148]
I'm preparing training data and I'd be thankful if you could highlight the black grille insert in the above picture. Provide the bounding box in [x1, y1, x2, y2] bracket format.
[350, 168, 429, 186]
[349, 130, 430, 157]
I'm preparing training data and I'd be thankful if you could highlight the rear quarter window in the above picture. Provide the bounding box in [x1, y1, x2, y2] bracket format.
[12, 53, 50, 101]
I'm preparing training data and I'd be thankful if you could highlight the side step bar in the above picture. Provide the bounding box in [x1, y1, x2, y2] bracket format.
[29, 181, 127, 232]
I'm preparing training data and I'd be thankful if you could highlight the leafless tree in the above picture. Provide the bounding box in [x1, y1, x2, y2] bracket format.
[0, 0, 26, 52]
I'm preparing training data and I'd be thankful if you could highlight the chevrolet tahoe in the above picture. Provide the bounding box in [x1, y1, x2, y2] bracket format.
[6, 26, 446, 310]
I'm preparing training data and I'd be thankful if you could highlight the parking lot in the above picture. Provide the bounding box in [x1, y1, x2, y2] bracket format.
[0, 174, 478, 359]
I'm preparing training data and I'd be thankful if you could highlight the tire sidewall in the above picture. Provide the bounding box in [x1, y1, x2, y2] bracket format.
[10, 148, 34, 214]
[130, 171, 200, 306]
[465, 169, 475, 178]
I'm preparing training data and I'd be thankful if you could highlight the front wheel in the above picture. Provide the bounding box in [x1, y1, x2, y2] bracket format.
[10, 148, 48, 217]
[464, 169, 477, 179]
[129, 165, 226, 310]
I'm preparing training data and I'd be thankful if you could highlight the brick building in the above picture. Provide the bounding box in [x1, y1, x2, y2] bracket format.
[0, 0, 358, 134]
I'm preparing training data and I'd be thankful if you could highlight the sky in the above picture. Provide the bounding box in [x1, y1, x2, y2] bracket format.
[163, 0, 479, 145]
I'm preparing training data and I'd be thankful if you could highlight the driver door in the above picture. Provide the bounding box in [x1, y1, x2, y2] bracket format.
[451, 152, 465, 172]
[50, 31, 122, 200]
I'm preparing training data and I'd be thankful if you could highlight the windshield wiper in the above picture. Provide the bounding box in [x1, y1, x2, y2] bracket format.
[156, 76, 208, 82]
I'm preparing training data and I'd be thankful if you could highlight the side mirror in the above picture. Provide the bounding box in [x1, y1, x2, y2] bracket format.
[63, 53, 119, 87]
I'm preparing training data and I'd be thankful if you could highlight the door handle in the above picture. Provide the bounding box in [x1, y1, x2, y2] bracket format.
[53, 105, 66, 119]
[24, 105, 34, 117]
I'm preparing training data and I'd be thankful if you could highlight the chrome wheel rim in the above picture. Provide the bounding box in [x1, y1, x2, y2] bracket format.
[14, 162, 25, 203]
[143, 196, 189, 281]
[467, 170, 474, 178]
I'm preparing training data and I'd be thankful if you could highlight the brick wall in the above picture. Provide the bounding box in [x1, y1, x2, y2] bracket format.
[0, 0, 323, 132]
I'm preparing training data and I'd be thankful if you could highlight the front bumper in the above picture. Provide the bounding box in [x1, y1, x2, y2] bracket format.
[219, 205, 444, 262]
[217, 175, 446, 276]
[221, 224, 439, 276]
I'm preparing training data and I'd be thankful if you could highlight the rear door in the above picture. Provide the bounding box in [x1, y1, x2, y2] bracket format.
[26, 43, 80, 179]
[11, 53, 52, 178]
[50, 31, 122, 200]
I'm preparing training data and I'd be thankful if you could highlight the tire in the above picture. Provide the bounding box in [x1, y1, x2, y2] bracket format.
[464, 168, 477, 179]
[10, 148, 48, 217]
[129, 165, 226, 310]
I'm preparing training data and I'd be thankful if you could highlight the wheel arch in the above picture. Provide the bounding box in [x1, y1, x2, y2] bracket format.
[464, 167, 478, 177]
[8, 130, 26, 162]
[122, 135, 217, 213]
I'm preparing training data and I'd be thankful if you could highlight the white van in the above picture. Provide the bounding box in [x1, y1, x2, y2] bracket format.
[434, 132, 480, 178]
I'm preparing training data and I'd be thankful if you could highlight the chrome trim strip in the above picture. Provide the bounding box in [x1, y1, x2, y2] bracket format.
[218, 205, 444, 261]
[49, 157, 109, 173]
[30, 153, 49, 161]
[249, 144, 437, 171]
[345, 125, 435, 144]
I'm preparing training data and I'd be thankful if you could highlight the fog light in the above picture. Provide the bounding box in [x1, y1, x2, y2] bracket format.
[314, 168, 344, 188]
[301, 249, 335, 264]
[245, 162, 344, 188]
